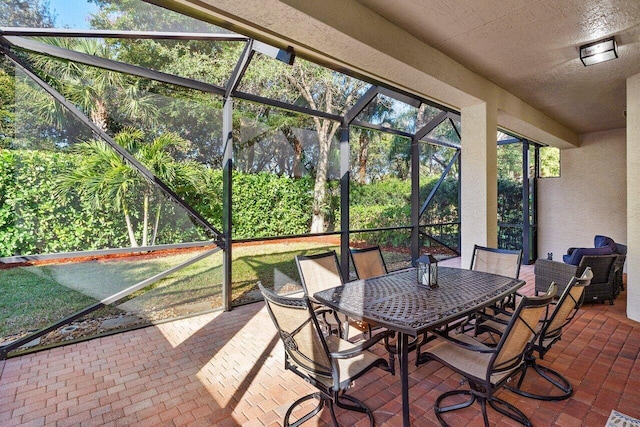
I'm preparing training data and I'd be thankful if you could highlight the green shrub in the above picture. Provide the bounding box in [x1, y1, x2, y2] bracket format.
[0, 151, 470, 256]
[0, 150, 128, 256]
[0, 151, 318, 255]
[231, 172, 313, 238]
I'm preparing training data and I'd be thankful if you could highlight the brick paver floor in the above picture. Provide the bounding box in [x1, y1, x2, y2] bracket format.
[1, 259, 639, 426]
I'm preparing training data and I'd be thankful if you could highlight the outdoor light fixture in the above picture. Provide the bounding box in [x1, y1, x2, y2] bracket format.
[416, 254, 438, 289]
[580, 36, 618, 66]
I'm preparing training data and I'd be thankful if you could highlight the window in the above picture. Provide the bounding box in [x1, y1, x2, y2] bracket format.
[539, 146, 560, 177]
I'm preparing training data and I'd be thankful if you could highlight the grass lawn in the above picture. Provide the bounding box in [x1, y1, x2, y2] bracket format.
[1, 238, 415, 345]
[2, 239, 415, 340]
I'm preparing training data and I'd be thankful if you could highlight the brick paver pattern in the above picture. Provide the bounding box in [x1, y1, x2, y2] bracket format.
[1, 259, 639, 426]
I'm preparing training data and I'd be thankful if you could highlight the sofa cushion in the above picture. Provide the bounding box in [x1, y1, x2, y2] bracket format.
[563, 246, 613, 265]
[594, 235, 618, 253]
[616, 243, 627, 255]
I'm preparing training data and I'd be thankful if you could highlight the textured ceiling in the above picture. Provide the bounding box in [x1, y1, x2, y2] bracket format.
[357, 0, 640, 134]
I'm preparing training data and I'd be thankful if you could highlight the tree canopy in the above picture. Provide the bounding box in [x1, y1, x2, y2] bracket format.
[0, 0, 54, 28]
[0, 0, 554, 253]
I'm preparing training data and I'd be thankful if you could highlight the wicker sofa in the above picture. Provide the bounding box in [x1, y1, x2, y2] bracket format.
[534, 236, 626, 305]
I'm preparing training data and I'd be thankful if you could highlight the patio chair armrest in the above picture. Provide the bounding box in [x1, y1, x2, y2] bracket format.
[330, 330, 395, 359]
[315, 306, 344, 322]
[476, 305, 513, 325]
[314, 307, 334, 316]
[432, 329, 495, 353]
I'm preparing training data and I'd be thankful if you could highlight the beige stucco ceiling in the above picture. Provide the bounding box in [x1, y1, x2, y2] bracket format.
[357, 0, 640, 134]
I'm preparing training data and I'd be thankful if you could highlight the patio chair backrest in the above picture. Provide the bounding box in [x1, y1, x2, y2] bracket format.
[350, 246, 388, 279]
[542, 267, 593, 342]
[471, 244, 523, 279]
[259, 283, 332, 377]
[490, 292, 553, 378]
[576, 255, 615, 284]
[295, 251, 343, 299]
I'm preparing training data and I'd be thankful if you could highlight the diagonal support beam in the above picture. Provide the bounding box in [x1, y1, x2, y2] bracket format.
[344, 85, 378, 124]
[420, 150, 460, 217]
[225, 40, 254, 98]
[0, 35, 226, 96]
[2, 48, 224, 240]
[415, 110, 448, 142]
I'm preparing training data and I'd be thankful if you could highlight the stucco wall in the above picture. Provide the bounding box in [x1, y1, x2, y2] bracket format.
[538, 128, 627, 261]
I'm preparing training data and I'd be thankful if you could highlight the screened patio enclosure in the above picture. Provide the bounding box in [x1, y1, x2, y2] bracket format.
[0, 14, 543, 358]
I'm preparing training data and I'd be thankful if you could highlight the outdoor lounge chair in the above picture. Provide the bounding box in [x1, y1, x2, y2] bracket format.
[535, 235, 625, 304]
[476, 268, 593, 401]
[422, 291, 554, 427]
[535, 254, 617, 304]
[259, 283, 394, 427]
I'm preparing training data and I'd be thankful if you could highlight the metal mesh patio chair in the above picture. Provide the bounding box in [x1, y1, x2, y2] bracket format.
[295, 251, 350, 338]
[454, 245, 524, 332]
[423, 291, 554, 427]
[350, 246, 388, 279]
[471, 244, 523, 278]
[295, 251, 344, 297]
[259, 283, 394, 427]
[476, 268, 593, 401]
[348, 246, 389, 339]
[473, 244, 523, 309]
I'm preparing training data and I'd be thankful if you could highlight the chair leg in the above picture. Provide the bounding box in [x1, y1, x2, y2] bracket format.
[383, 334, 418, 370]
[284, 391, 375, 427]
[506, 356, 573, 401]
[487, 395, 532, 426]
[415, 333, 439, 366]
[434, 390, 478, 426]
[435, 388, 532, 427]
[284, 392, 326, 427]
[342, 320, 350, 339]
[327, 398, 340, 426]
[334, 393, 375, 427]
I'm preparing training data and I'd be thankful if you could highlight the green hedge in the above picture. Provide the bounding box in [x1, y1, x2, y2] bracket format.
[231, 172, 314, 238]
[0, 150, 317, 255]
[0, 150, 522, 256]
[0, 150, 128, 255]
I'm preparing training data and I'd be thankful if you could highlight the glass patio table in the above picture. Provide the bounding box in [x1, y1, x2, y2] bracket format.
[314, 266, 525, 426]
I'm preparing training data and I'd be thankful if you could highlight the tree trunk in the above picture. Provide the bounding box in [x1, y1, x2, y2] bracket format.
[90, 99, 109, 133]
[151, 203, 161, 246]
[286, 64, 356, 233]
[310, 131, 330, 233]
[358, 131, 370, 184]
[283, 126, 303, 178]
[245, 140, 256, 173]
[122, 201, 138, 247]
[142, 191, 149, 247]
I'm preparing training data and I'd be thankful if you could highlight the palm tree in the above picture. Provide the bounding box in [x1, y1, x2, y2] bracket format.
[57, 128, 204, 247]
[27, 37, 158, 134]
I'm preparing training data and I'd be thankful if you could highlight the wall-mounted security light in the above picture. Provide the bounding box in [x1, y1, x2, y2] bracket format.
[580, 36, 618, 66]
